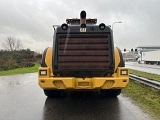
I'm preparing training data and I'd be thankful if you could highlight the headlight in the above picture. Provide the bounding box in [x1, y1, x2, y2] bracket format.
[40, 70, 47, 76]
[121, 70, 128, 75]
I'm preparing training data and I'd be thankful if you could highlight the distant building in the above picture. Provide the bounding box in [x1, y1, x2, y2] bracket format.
[122, 52, 137, 62]
[136, 45, 160, 52]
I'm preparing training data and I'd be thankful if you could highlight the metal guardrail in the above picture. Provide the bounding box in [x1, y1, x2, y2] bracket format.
[129, 74, 160, 90]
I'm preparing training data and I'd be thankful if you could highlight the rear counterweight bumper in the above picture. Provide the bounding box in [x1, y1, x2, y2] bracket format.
[38, 67, 129, 90]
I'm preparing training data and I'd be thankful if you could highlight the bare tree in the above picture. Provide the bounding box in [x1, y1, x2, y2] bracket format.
[2, 36, 22, 51]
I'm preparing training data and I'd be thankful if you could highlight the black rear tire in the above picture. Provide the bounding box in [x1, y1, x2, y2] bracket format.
[44, 89, 66, 98]
[100, 89, 121, 97]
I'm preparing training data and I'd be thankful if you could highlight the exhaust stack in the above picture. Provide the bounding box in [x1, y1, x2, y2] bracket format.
[80, 11, 86, 26]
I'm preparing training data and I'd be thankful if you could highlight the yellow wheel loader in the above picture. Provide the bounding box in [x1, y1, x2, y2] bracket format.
[38, 11, 129, 97]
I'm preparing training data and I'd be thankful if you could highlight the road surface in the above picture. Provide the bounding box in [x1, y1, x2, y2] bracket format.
[125, 62, 160, 75]
[0, 73, 153, 120]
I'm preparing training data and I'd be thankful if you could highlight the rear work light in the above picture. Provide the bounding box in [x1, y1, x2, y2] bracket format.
[40, 70, 47, 76]
[99, 23, 106, 30]
[61, 23, 68, 30]
[120, 70, 128, 75]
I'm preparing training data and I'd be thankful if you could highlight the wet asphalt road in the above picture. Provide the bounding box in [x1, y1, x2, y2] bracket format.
[0, 73, 153, 120]
[125, 62, 160, 75]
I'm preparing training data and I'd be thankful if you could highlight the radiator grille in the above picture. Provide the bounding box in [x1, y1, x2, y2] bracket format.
[57, 34, 110, 70]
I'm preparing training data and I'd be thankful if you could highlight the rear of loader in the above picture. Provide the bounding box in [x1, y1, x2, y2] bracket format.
[38, 11, 129, 97]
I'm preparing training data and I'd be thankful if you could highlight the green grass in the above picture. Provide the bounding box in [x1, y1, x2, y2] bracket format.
[123, 80, 160, 120]
[130, 69, 160, 82]
[127, 69, 160, 119]
[0, 63, 40, 76]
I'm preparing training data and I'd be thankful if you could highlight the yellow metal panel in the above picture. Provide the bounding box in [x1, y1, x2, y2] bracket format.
[38, 77, 75, 89]
[76, 78, 92, 89]
[59, 78, 75, 88]
[38, 74, 129, 90]
[45, 47, 53, 75]
[102, 80, 115, 89]
[114, 48, 120, 72]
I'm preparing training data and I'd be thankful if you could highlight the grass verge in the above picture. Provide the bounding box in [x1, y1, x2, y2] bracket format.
[123, 80, 160, 120]
[130, 69, 160, 82]
[0, 63, 40, 76]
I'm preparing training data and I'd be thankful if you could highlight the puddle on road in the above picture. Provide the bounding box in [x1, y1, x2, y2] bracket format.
[0, 73, 38, 86]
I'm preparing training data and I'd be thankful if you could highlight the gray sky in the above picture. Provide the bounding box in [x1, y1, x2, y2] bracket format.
[0, 0, 160, 52]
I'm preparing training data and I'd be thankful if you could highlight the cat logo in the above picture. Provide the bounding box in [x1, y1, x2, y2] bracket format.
[80, 28, 87, 32]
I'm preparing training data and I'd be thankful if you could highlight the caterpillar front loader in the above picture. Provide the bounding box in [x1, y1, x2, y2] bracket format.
[38, 11, 129, 97]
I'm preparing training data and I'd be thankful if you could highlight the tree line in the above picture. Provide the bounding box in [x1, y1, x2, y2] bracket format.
[0, 36, 42, 71]
[0, 49, 41, 71]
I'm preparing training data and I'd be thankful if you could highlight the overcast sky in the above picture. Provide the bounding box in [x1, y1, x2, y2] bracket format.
[0, 0, 160, 52]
